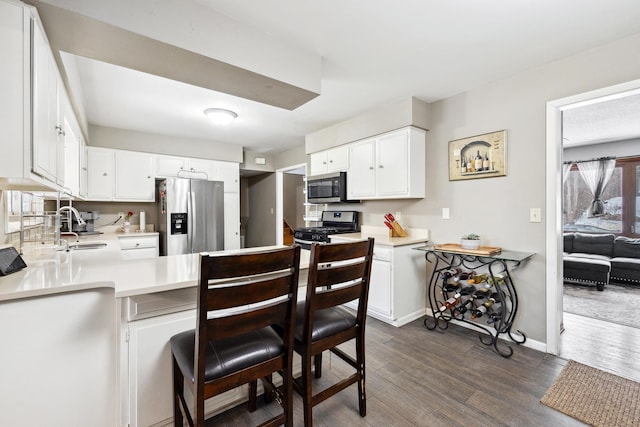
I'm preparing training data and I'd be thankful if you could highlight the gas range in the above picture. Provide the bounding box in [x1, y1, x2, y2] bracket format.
[293, 211, 359, 249]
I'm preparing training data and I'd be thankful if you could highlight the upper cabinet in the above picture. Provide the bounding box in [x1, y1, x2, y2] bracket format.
[155, 155, 239, 193]
[309, 145, 349, 176]
[114, 151, 154, 201]
[87, 147, 154, 201]
[347, 127, 426, 200]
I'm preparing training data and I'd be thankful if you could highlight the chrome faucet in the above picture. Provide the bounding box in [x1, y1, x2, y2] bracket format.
[56, 206, 86, 251]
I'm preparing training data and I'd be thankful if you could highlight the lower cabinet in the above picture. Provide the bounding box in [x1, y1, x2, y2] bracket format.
[333, 239, 428, 326]
[118, 234, 159, 260]
[120, 286, 305, 426]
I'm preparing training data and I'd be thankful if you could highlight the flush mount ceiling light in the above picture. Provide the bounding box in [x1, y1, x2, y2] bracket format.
[204, 108, 238, 125]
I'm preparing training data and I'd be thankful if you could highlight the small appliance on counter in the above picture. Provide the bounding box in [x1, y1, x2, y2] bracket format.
[74, 211, 100, 235]
[293, 210, 360, 249]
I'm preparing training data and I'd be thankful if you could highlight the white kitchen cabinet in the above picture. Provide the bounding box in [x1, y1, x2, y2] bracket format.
[347, 126, 426, 200]
[114, 150, 154, 201]
[213, 160, 240, 193]
[87, 146, 114, 200]
[224, 192, 241, 250]
[332, 238, 428, 327]
[78, 139, 88, 198]
[32, 19, 62, 185]
[155, 155, 215, 180]
[87, 148, 155, 201]
[118, 234, 159, 260]
[121, 295, 250, 427]
[309, 145, 350, 176]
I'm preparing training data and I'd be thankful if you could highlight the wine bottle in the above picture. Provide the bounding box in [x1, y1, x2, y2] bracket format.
[439, 293, 461, 312]
[468, 273, 489, 284]
[440, 268, 461, 280]
[483, 152, 490, 170]
[459, 270, 475, 280]
[475, 150, 483, 171]
[459, 284, 477, 296]
[456, 294, 476, 314]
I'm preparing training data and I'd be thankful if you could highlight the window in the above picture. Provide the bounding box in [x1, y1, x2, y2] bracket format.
[563, 157, 640, 236]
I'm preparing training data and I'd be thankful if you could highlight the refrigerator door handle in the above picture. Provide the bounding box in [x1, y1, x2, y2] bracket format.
[188, 189, 194, 253]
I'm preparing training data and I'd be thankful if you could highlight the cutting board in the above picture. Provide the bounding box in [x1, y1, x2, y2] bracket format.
[434, 243, 502, 256]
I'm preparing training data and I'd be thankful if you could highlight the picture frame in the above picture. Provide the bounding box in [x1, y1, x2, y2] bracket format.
[448, 130, 507, 181]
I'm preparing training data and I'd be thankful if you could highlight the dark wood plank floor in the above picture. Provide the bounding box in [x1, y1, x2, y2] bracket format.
[204, 317, 586, 426]
[560, 311, 640, 383]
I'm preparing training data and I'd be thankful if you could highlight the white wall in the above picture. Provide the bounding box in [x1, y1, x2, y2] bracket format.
[282, 32, 640, 344]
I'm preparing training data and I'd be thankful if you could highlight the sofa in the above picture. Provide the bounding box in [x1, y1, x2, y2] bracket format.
[563, 233, 640, 291]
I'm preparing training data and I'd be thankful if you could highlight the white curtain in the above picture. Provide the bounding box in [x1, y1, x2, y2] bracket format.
[577, 158, 616, 217]
[562, 163, 573, 184]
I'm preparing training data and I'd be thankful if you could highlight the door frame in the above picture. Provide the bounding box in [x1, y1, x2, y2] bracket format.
[275, 162, 307, 245]
[545, 78, 640, 354]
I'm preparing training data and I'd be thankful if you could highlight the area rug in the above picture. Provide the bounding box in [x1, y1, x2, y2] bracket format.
[541, 360, 640, 427]
[563, 283, 640, 329]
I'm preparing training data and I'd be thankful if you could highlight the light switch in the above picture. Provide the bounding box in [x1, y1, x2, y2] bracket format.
[530, 208, 541, 223]
[442, 208, 450, 220]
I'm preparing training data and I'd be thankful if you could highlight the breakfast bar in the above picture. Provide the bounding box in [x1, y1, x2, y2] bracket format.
[0, 236, 310, 427]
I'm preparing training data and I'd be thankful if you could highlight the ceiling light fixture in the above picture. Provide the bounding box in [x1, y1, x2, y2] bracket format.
[204, 108, 238, 125]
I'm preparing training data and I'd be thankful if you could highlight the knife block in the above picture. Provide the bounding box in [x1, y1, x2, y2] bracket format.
[388, 221, 407, 237]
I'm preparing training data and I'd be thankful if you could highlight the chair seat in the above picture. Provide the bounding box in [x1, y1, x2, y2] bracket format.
[295, 302, 356, 343]
[170, 327, 284, 383]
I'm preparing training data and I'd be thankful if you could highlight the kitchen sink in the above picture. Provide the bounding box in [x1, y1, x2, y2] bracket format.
[67, 241, 108, 250]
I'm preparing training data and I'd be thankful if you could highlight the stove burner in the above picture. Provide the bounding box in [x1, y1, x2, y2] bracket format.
[293, 211, 359, 249]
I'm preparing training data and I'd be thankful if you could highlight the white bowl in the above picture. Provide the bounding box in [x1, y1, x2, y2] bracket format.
[461, 239, 480, 250]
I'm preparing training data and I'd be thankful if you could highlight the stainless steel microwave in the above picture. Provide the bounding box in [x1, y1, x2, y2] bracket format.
[306, 171, 358, 204]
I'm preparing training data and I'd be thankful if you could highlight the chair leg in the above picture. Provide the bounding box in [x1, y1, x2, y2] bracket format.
[248, 380, 257, 412]
[357, 336, 366, 417]
[314, 352, 322, 378]
[302, 353, 314, 427]
[263, 374, 274, 403]
[172, 357, 184, 427]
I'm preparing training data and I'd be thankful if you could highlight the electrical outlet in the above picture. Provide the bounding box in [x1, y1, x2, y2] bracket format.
[442, 208, 450, 220]
[530, 208, 541, 223]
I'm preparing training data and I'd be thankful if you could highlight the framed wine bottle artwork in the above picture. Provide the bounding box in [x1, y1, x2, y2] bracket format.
[448, 130, 507, 181]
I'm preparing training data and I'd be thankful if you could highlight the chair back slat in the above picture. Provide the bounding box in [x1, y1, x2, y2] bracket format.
[314, 281, 363, 311]
[305, 238, 375, 328]
[206, 273, 294, 310]
[206, 300, 290, 341]
[201, 248, 298, 279]
[313, 262, 367, 289]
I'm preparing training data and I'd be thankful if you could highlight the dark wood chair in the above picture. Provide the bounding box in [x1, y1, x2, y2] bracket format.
[169, 245, 301, 427]
[294, 238, 375, 427]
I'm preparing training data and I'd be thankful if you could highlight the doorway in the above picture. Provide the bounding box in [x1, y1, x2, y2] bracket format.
[275, 163, 307, 245]
[546, 79, 640, 356]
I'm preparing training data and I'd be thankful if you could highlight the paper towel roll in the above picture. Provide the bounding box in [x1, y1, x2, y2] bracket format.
[139, 210, 146, 232]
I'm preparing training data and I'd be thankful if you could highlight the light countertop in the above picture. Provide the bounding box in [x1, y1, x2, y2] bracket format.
[329, 226, 430, 247]
[0, 234, 310, 302]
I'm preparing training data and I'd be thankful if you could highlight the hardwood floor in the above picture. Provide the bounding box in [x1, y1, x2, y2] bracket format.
[204, 317, 586, 426]
[560, 311, 640, 383]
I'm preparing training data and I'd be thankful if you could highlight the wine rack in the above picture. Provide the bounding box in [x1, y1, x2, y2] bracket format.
[415, 246, 534, 358]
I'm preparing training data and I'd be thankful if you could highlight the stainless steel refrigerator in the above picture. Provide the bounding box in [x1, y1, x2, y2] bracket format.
[156, 177, 224, 256]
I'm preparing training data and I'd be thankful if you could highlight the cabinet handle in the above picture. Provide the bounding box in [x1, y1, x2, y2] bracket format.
[378, 164, 384, 168]
[329, 160, 333, 163]
[369, 166, 374, 170]
[103, 172, 108, 176]
[135, 243, 140, 247]
[147, 176, 151, 179]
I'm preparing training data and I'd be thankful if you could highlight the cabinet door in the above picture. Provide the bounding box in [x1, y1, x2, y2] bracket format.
[327, 145, 349, 172]
[347, 139, 376, 198]
[128, 311, 196, 427]
[155, 155, 188, 177]
[79, 141, 88, 198]
[213, 160, 239, 192]
[114, 151, 154, 201]
[32, 23, 58, 183]
[376, 130, 409, 197]
[224, 192, 240, 250]
[87, 147, 114, 200]
[187, 158, 216, 181]
[309, 151, 328, 176]
[368, 258, 393, 317]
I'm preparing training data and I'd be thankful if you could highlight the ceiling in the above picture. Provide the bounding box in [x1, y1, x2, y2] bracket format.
[29, 0, 640, 154]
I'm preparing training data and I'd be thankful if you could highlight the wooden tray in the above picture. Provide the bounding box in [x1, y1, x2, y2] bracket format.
[434, 243, 502, 256]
